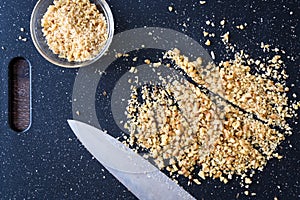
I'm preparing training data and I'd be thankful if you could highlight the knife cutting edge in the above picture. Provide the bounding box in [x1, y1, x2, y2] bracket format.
[67, 120, 195, 200]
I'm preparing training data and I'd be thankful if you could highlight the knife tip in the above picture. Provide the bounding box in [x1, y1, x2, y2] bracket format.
[67, 119, 75, 126]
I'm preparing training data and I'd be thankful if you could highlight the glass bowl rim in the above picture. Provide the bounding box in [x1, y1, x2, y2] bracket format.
[30, 0, 114, 68]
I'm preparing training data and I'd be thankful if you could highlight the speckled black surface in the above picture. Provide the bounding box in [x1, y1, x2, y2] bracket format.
[0, 0, 299, 199]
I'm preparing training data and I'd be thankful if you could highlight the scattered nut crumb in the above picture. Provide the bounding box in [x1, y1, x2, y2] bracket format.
[209, 33, 215, 37]
[144, 59, 151, 64]
[116, 53, 123, 58]
[245, 177, 252, 184]
[210, 51, 215, 59]
[203, 31, 209, 37]
[129, 66, 137, 73]
[205, 39, 211, 46]
[236, 24, 245, 30]
[221, 32, 230, 43]
[261, 42, 270, 52]
[193, 179, 201, 185]
[220, 19, 226, 26]
[153, 62, 161, 68]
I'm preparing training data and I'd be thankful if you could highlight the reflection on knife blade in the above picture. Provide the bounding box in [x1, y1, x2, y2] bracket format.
[68, 120, 195, 200]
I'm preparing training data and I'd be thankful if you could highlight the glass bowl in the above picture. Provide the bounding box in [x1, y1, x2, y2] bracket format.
[30, 0, 114, 68]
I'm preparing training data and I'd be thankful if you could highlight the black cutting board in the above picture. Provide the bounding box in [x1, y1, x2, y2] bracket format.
[1, 0, 299, 199]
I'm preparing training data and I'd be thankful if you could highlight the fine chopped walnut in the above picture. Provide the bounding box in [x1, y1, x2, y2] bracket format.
[126, 80, 223, 175]
[219, 52, 290, 127]
[41, 0, 108, 62]
[124, 48, 298, 186]
[197, 105, 285, 183]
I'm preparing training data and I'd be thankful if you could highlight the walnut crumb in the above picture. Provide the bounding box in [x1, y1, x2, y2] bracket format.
[144, 59, 151, 64]
[203, 31, 209, 37]
[205, 39, 211, 46]
[245, 177, 252, 184]
[220, 19, 226, 26]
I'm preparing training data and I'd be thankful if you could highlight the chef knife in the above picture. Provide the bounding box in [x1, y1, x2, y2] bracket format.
[67, 120, 195, 200]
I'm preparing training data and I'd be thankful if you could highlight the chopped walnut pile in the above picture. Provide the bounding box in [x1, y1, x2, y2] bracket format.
[219, 52, 291, 128]
[124, 48, 298, 186]
[41, 0, 108, 62]
[126, 80, 223, 176]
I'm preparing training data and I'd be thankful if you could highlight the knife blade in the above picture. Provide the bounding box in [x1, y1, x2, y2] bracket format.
[67, 120, 195, 200]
